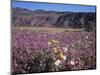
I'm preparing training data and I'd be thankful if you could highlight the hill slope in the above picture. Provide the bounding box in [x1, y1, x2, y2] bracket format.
[12, 7, 96, 31]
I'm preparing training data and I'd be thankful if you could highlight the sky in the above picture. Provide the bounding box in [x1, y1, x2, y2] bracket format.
[12, 1, 96, 12]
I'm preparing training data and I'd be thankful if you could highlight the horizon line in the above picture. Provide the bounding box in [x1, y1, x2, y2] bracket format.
[12, 7, 96, 13]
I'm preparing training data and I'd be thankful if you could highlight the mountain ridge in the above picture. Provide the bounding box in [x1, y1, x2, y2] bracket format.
[12, 7, 96, 31]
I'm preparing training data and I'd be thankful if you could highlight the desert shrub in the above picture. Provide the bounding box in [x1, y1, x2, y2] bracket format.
[26, 49, 55, 73]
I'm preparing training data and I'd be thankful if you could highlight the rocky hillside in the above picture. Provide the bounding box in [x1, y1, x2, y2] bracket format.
[12, 7, 96, 31]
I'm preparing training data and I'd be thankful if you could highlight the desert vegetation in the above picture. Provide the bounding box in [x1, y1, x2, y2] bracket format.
[11, 7, 96, 74]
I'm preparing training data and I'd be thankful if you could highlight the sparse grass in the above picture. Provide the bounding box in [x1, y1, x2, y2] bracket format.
[12, 26, 84, 32]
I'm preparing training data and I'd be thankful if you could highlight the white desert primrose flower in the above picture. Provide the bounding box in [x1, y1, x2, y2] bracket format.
[86, 36, 89, 39]
[55, 59, 61, 66]
[57, 46, 60, 48]
[70, 58, 76, 66]
[62, 55, 66, 60]
[90, 41, 92, 44]
[62, 47, 68, 53]
[62, 47, 68, 51]
[43, 34, 46, 37]
[78, 40, 81, 43]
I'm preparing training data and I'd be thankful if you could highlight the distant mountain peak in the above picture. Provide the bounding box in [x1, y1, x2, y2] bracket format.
[34, 9, 46, 12]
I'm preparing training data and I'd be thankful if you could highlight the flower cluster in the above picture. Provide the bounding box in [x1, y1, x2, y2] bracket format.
[48, 39, 68, 66]
[12, 30, 96, 74]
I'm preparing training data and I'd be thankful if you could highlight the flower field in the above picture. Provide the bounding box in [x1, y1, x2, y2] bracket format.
[12, 30, 96, 74]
